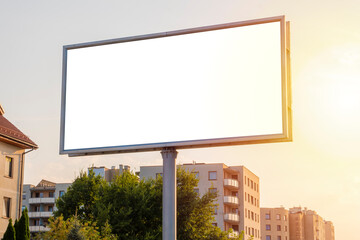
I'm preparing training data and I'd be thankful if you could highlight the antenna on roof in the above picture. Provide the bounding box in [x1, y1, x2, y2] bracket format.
[0, 104, 4, 115]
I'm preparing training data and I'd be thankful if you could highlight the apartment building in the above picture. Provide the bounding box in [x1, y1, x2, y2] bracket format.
[0, 104, 38, 238]
[89, 164, 130, 182]
[261, 207, 335, 240]
[324, 221, 335, 240]
[140, 163, 260, 239]
[260, 207, 289, 240]
[23, 179, 71, 235]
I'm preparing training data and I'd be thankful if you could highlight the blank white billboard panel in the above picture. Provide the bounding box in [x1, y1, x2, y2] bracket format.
[60, 16, 291, 155]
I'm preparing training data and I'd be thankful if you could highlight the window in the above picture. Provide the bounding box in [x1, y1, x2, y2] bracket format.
[248, 194, 250, 202]
[277, 236, 281, 240]
[285, 226, 288, 231]
[59, 191, 65, 197]
[48, 206, 53, 212]
[254, 183, 257, 191]
[266, 224, 271, 231]
[265, 213, 271, 220]
[251, 196, 254, 205]
[22, 194, 26, 200]
[208, 171, 217, 180]
[209, 188, 217, 194]
[252, 228, 254, 236]
[276, 214, 281, 220]
[193, 171, 199, 179]
[3, 197, 11, 218]
[248, 210, 250, 218]
[277, 225, 281, 231]
[49, 192, 54, 198]
[251, 180, 253, 189]
[266, 236, 271, 240]
[247, 178, 250, 186]
[5, 156, 13, 178]
[284, 215, 287, 221]
[251, 211, 254, 220]
[245, 208, 247, 217]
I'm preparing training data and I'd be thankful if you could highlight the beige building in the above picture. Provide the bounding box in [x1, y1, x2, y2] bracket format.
[260, 207, 289, 240]
[23, 179, 71, 235]
[0, 104, 38, 238]
[261, 207, 335, 240]
[288, 207, 334, 240]
[88, 164, 130, 182]
[324, 221, 335, 240]
[140, 163, 260, 239]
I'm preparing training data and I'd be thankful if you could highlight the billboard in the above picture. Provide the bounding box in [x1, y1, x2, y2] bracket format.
[60, 16, 291, 155]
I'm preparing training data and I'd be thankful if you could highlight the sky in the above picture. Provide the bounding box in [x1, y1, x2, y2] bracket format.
[1, 0, 360, 239]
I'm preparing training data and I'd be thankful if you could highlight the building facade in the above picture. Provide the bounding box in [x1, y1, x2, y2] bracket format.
[89, 164, 130, 182]
[260, 207, 289, 240]
[140, 163, 260, 239]
[324, 221, 335, 240]
[0, 104, 38, 238]
[23, 180, 71, 235]
[262, 207, 335, 240]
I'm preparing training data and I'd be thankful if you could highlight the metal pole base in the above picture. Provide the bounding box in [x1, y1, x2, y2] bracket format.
[161, 147, 178, 240]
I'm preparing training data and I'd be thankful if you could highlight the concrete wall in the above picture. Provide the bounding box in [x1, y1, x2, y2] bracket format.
[260, 207, 289, 240]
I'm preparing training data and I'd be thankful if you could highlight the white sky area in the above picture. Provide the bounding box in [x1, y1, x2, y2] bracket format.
[1, 0, 360, 239]
[64, 22, 282, 150]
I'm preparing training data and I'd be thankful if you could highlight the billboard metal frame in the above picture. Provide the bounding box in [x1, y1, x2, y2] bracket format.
[59, 15, 291, 156]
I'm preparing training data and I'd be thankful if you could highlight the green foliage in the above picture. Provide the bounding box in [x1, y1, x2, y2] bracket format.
[2, 218, 15, 240]
[54, 167, 247, 239]
[13, 220, 18, 239]
[54, 170, 106, 221]
[176, 167, 225, 240]
[94, 171, 162, 240]
[67, 222, 85, 240]
[16, 208, 30, 240]
[35, 215, 115, 240]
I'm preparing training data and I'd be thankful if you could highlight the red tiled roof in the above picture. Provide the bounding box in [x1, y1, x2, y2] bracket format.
[0, 114, 38, 149]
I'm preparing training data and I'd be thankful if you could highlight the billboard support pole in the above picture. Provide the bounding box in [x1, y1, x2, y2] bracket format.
[161, 147, 178, 240]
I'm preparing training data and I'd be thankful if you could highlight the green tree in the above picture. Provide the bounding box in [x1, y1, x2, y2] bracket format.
[67, 218, 85, 240]
[176, 167, 223, 239]
[54, 167, 248, 240]
[13, 220, 18, 239]
[2, 218, 15, 240]
[54, 170, 106, 221]
[16, 208, 30, 240]
[36, 216, 115, 240]
[94, 171, 162, 240]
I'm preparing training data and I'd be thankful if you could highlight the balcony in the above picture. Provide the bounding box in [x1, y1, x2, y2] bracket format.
[228, 231, 240, 238]
[29, 197, 55, 204]
[224, 196, 239, 206]
[28, 211, 53, 218]
[29, 226, 50, 232]
[224, 213, 240, 223]
[224, 179, 239, 189]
